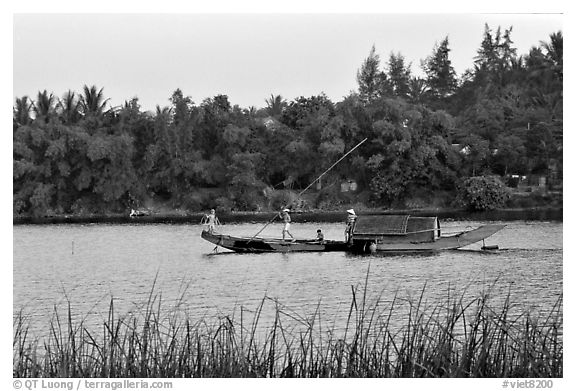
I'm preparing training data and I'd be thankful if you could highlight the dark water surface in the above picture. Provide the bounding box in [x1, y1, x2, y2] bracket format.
[13, 220, 562, 337]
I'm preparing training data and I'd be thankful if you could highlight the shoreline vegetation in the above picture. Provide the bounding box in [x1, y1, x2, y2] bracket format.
[13, 278, 563, 378]
[14, 28, 562, 225]
[13, 206, 563, 225]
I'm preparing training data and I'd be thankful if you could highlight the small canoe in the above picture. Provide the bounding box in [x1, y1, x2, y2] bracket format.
[201, 230, 348, 253]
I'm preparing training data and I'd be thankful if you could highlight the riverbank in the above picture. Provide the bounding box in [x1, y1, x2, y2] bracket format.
[13, 206, 563, 225]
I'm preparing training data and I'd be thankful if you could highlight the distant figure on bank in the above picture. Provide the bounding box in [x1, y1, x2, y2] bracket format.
[345, 209, 357, 243]
[280, 208, 295, 241]
[205, 209, 220, 233]
[316, 229, 325, 244]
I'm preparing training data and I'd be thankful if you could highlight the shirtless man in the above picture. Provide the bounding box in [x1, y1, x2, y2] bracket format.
[205, 209, 220, 233]
[280, 208, 295, 241]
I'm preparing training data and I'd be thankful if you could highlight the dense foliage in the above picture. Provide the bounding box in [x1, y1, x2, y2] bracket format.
[13, 26, 562, 216]
[456, 176, 511, 211]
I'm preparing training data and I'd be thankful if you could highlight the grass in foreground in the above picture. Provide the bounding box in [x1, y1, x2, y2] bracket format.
[13, 278, 562, 378]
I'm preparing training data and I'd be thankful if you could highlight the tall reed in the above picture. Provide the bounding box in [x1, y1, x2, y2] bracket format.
[13, 278, 562, 378]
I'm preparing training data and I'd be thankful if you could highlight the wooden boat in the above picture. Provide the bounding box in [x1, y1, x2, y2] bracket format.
[201, 230, 348, 253]
[201, 214, 505, 254]
[349, 215, 505, 254]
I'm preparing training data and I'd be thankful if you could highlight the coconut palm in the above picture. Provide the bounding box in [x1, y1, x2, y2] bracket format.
[245, 106, 258, 118]
[525, 33, 563, 119]
[56, 90, 81, 124]
[265, 94, 286, 117]
[155, 105, 172, 125]
[32, 90, 56, 123]
[13, 96, 32, 130]
[79, 85, 110, 117]
[540, 31, 563, 81]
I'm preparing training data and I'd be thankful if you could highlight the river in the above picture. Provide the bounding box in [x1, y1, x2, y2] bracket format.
[13, 220, 562, 338]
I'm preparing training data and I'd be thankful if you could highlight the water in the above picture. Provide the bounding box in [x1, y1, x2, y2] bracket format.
[13, 220, 563, 338]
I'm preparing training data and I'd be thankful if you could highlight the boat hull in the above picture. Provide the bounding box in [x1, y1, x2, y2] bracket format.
[201, 230, 348, 253]
[200, 220, 505, 254]
[351, 224, 506, 253]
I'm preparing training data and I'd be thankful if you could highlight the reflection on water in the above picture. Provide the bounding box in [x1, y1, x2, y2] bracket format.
[13, 221, 562, 337]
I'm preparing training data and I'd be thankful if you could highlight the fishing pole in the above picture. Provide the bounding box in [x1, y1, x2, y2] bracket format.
[246, 137, 368, 243]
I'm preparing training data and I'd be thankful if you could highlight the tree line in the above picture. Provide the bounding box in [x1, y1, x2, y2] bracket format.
[13, 25, 562, 216]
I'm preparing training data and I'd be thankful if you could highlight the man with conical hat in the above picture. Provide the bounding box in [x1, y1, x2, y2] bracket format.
[280, 208, 295, 241]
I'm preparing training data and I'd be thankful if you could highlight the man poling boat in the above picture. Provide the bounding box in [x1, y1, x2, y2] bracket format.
[280, 208, 295, 241]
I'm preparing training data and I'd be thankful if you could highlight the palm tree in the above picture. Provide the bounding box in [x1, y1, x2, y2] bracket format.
[265, 94, 286, 117]
[525, 34, 563, 120]
[245, 106, 258, 118]
[531, 90, 563, 121]
[13, 96, 32, 130]
[155, 105, 172, 123]
[540, 31, 563, 80]
[56, 90, 81, 124]
[32, 90, 56, 123]
[79, 85, 110, 117]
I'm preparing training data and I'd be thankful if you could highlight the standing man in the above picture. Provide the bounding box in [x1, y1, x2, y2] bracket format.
[280, 208, 295, 241]
[206, 209, 220, 233]
[345, 209, 357, 243]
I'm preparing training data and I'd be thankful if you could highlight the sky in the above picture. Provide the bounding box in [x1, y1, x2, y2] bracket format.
[12, 11, 563, 112]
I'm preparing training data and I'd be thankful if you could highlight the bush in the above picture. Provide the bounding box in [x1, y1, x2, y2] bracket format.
[214, 197, 234, 213]
[230, 187, 265, 211]
[268, 190, 299, 211]
[455, 176, 511, 211]
[315, 186, 353, 210]
[13, 195, 29, 216]
[70, 195, 106, 215]
[179, 193, 207, 212]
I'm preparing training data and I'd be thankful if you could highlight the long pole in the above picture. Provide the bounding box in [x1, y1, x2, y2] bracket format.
[247, 137, 368, 242]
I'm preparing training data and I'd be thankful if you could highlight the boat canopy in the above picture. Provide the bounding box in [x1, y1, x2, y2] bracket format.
[353, 215, 440, 242]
